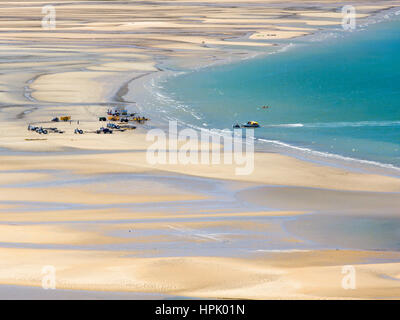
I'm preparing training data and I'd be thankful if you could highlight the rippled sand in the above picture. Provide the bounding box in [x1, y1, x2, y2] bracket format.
[0, 0, 399, 299]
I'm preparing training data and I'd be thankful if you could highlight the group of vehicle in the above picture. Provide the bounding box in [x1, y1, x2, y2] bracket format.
[105, 108, 149, 124]
[107, 109, 132, 117]
[51, 116, 71, 122]
[75, 124, 121, 134]
[27, 108, 144, 137]
[28, 125, 48, 134]
[106, 109, 132, 122]
[28, 125, 65, 134]
[105, 115, 148, 123]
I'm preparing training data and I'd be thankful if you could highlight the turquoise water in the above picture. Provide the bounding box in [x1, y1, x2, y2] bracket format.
[157, 19, 400, 171]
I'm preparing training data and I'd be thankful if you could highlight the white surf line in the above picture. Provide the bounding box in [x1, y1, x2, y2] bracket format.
[264, 121, 400, 128]
[257, 137, 400, 173]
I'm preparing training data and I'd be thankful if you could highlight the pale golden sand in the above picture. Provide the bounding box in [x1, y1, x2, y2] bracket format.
[0, 0, 399, 299]
[0, 224, 121, 246]
[1, 119, 400, 299]
[0, 248, 400, 299]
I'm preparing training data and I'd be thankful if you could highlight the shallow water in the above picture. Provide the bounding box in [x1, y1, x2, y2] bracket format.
[237, 185, 400, 251]
[286, 214, 400, 251]
[0, 284, 173, 300]
[237, 186, 400, 214]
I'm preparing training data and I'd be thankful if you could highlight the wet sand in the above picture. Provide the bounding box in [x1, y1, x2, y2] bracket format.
[0, 285, 171, 300]
[237, 186, 400, 215]
[0, 0, 399, 299]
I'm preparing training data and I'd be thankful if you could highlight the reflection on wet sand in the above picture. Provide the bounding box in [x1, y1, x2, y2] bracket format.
[0, 0, 400, 299]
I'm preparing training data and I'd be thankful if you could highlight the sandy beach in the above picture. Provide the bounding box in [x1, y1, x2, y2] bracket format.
[0, 0, 400, 299]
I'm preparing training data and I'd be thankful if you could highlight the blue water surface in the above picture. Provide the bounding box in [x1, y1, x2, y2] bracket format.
[159, 19, 400, 169]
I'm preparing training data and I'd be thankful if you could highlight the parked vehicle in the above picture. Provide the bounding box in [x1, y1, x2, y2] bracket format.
[242, 121, 260, 128]
[99, 117, 107, 121]
[108, 116, 120, 121]
[96, 127, 113, 134]
[74, 128, 84, 134]
[28, 124, 38, 131]
[107, 123, 120, 129]
[36, 127, 48, 134]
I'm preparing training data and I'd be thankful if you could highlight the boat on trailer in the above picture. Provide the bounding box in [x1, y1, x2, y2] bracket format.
[242, 121, 260, 128]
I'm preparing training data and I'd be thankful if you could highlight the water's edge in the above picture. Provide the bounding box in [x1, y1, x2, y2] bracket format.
[121, 6, 400, 178]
